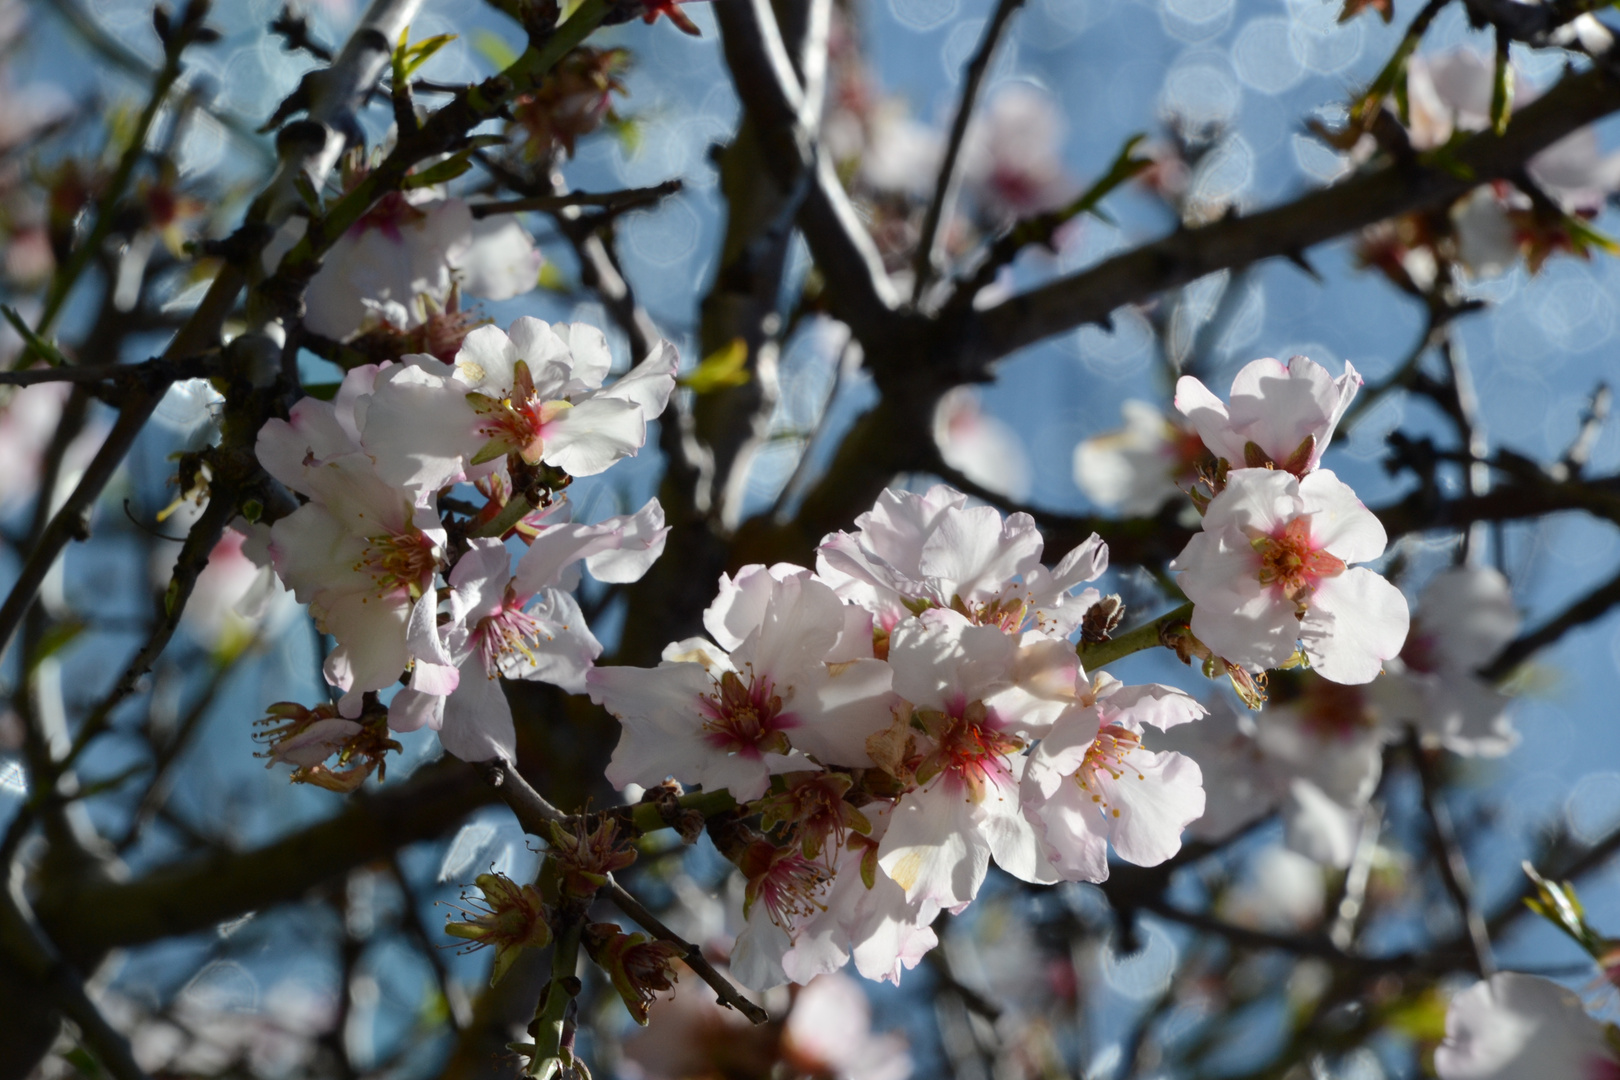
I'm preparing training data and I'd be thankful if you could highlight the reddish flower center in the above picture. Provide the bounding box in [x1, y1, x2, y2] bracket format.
[357, 528, 439, 598]
[1077, 723, 1143, 817]
[1254, 517, 1345, 604]
[741, 842, 828, 926]
[698, 669, 796, 757]
[468, 360, 572, 466]
[473, 593, 547, 677]
[917, 701, 1023, 799]
[1399, 628, 1442, 673]
[353, 190, 427, 242]
[1295, 679, 1374, 741]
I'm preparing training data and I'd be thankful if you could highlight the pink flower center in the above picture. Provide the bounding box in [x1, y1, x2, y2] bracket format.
[468, 359, 573, 466]
[357, 528, 439, 598]
[473, 595, 546, 676]
[990, 164, 1045, 213]
[698, 670, 796, 757]
[1295, 679, 1374, 741]
[1253, 517, 1345, 605]
[353, 190, 427, 243]
[1077, 724, 1143, 817]
[741, 842, 828, 927]
[1400, 628, 1441, 673]
[917, 701, 1023, 800]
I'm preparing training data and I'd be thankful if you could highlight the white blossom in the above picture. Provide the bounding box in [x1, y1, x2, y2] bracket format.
[1171, 468, 1409, 683]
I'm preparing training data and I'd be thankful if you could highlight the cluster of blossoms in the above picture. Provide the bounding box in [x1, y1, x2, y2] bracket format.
[591, 484, 1208, 990]
[573, 353, 1427, 991]
[1170, 354, 1409, 685]
[1357, 47, 1620, 287]
[264, 151, 543, 360]
[251, 315, 676, 763]
[1079, 356, 1525, 870]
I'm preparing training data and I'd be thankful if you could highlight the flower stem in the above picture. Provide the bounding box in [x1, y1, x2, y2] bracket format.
[627, 789, 738, 834]
[528, 917, 583, 1080]
[1077, 602, 1193, 671]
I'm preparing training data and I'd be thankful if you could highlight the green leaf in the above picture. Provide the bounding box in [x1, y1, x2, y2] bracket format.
[403, 153, 475, 190]
[474, 29, 520, 71]
[30, 619, 85, 673]
[60, 1046, 103, 1080]
[537, 262, 570, 292]
[393, 27, 459, 84]
[1490, 42, 1513, 137]
[301, 381, 342, 401]
[1, 305, 69, 368]
[677, 338, 750, 394]
[1566, 215, 1620, 258]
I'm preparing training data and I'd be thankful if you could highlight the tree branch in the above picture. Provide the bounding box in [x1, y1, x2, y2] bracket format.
[910, 0, 1025, 303]
[36, 758, 491, 953]
[969, 62, 1620, 367]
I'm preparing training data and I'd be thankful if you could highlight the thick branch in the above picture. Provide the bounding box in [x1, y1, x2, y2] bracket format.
[713, 0, 909, 351]
[970, 63, 1620, 366]
[36, 758, 491, 953]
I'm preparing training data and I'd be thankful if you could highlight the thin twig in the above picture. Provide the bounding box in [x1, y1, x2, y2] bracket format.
[1482, 561, 1620, 680]
[469, 180, 684, 219]
[1407, 729, 1495, 976]
[601, 877, 770, 1024]
[909, 0, 1025, 304]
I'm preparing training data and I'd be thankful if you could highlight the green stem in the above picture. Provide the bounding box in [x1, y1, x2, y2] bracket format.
[1077, 602, 1193, 671]
[627, 789, 738, 835]
[470, 493, 538, 539]
[528, 918, 582, 1080]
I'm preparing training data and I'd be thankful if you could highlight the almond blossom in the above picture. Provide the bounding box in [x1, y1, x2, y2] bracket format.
[390, 501, 668, 763]
[255, 365, 453, 716]
[1174, 355, 1361, 476]
[1020, 673, 1205, 882]
[1435, 973, 1620, 1080]
[359, 317, 677, 489]
[1372, 566, 1520, 755]
[960, 85, 1072, 220]
[272, 193, 541, 343]
[816, 484, 1106, 641]
[588, 564, 895, 801]
[933, 386, 1032, 502]
[1170, 467, 1409, 684]
[1073, 399, 1204, 516]
[732, 800, 940, 991]
[875, 610, 1058, 909]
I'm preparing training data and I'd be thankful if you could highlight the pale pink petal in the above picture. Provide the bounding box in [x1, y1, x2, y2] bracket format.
[1300, 469, 1386, 565]
[1300, 568, 1410, 684]
[539, 395, 647, 476]
[1174, 374, 1243, 463]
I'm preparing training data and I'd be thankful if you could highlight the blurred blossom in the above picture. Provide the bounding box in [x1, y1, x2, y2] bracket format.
[960, 84, 1072, 221]
[1435, 973, 1618, 1080]
[263, 173, 541, 342]
[624, 971, 911, 1080]
[177, 528, 298, 659]
[1371, 566, 1520, 755]
[0, 381, 106, 518]
[1220, 846, 1325, 931]
[109, 978, 337, 1077]
[1160, 694, 1374, 867]
[1073, 399, 1202, 515]
[934, 386, 1032, 502]
[509, 47, 629, 161]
